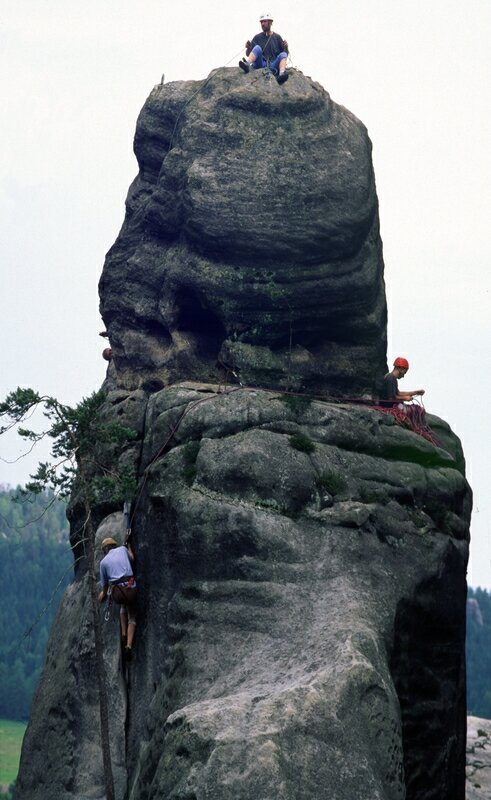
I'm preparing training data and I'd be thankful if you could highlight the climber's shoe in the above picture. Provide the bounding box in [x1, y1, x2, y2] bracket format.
[277, 71, 289, 85]
[124, 645, 133, 661]
[239, 59, 250, 73]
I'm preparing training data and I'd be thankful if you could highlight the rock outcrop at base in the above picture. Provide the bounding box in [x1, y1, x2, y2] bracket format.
[466, 717, 491, 799]
[16, 384, 471, 800]
[99, 68, 387, 396]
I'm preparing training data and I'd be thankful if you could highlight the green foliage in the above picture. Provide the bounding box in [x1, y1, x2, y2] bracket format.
[91, 465, 137, 506]
[254, 498, 281, 513]
[0, 385, 138, 728]
[467, 587, 491, 718]
[0, 489, 71, 721]
[1, 388, 125, 799]
[279, 394, 313, 415]
[289, 433, 315, 453]
[316, 471, 347, 495]
[0, 387, 137, 503]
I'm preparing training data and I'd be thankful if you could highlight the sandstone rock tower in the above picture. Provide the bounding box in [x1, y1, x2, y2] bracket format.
[15, 69, 470, 800]
[99, 67, 387, 396]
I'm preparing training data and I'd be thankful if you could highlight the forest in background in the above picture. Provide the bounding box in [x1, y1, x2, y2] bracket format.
[0, 485, 490, 722]
[0, 487, 71, 720]
[467, 586, 491, 718]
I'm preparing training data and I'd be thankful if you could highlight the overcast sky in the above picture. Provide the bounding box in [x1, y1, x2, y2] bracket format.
[1, 1, 490, 587]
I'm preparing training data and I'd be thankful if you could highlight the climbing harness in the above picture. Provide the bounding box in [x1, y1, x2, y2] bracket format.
[110, 576, 136, 604]
[104, 577, 136, 622]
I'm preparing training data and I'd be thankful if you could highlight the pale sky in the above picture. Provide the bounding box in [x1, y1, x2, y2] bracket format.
[1, 1, 490, 586]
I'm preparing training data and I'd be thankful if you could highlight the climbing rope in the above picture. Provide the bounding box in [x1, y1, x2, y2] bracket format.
[166, 46, 246, 152]
[371, 398, 440, 446]
[286, 47, 298, 71]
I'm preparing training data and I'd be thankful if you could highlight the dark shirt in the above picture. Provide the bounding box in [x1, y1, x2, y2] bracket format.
[250, 31, 288, 63]
[380, 373, 399, 407]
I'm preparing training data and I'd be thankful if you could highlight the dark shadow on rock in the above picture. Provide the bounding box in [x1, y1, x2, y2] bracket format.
[391, 542, 467, 800]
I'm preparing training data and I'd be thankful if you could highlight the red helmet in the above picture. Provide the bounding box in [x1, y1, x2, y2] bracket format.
[102, 347, 113, 362]
[393, 357, 409, 369]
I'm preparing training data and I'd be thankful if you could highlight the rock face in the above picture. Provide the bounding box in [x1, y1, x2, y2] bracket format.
[99, 68, 387, 396]
[466, 717, 491, 799]
[16, 384, 471, 800]
[15, 71, 471, 800]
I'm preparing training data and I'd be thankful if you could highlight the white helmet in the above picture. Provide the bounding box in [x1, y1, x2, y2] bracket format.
[259, 13, 273, 21]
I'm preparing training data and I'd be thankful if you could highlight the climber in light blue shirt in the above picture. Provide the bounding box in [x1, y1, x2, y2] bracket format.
[99, 538, 137, 660]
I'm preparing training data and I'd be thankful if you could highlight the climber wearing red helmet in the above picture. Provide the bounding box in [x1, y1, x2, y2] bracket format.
[239, 14, 289, 84]
[380, 357, 425, 408]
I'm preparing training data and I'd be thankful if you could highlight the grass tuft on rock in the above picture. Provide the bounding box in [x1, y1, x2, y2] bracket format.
[289, 433, 315, 453]
[316, 471, 346, 495]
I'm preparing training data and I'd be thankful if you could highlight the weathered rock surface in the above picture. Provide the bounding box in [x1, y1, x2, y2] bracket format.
[16, 384, 471, 800]
[466, 717, 491, 799]
[15, 67, 471, 800]
[99, 68, 387, 396]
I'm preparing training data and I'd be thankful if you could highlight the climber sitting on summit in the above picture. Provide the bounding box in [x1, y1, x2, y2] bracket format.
[380, 357, 425, 408]
[239, 13, 289, 84]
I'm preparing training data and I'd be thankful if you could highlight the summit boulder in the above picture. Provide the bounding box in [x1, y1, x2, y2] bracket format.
[99, 68, 387, 396]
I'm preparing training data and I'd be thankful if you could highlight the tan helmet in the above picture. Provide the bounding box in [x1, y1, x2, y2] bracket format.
[101, 537, 118, 550]
[259, 13, 273, 21]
